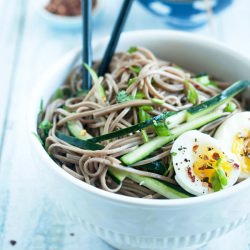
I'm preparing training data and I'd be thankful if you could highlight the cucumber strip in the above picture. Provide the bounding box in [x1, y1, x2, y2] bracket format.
[121, 110, 225, 165]
[187, 80, 250, 120]
[57, 131, 167, 175]
[108, 167, 127, 183]
[88, 80, 250, 143]
[128, 173, 192, 199]
[83, 63, 106, 102]
[165, 110, 187, 129]
[57, 132, 188, 198]
[67, 120, 93, 140]
[136, 161, 167, 175]
[56, 132, 104, 150]
[109, 168, 191, 199]
[88, 111, 177, 143]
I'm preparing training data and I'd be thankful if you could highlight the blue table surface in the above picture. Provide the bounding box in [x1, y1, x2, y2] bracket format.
[0, 0, 250, 249]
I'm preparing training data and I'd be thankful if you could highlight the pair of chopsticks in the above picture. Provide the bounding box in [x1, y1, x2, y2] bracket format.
[82, 0, 134, 90]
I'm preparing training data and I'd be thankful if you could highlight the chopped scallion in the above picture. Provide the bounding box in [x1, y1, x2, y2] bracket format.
[128, 46, 138, 54]
[152, 98, 164, 104]
[184, 80, 198, 105]
[128, 77, 137, 86]
[135, 91, 145, 99]
[130, 65, 141, 74]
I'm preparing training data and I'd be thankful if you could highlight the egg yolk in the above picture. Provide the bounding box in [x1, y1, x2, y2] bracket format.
[192, 146, 233, 188]
[232, 131, 250, 175]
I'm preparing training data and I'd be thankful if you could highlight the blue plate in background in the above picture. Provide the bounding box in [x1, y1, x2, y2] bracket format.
[137, 0, 233, 29]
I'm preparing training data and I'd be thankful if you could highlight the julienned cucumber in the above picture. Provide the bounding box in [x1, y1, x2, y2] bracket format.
[108, 168, 191, 199]
[88, 80, 250, 143]
[187, 80, 250, 120]
[121, 110, 225, 165]
[83, 63, 106, 102]
[67, 120, 93, 140]
[56, 132, 104, 150]
[56, 132, 189, 198]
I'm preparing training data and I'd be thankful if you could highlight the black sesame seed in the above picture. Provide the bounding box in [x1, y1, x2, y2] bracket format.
[9, 240, 16, 246]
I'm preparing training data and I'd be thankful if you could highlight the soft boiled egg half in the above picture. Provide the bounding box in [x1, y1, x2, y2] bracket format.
[171, 130, 240, 196]
[214, 112, 250, 179]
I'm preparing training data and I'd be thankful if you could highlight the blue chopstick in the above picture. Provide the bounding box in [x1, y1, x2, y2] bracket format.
[82, 0, 92, 90]
[98, 0, 134, 76]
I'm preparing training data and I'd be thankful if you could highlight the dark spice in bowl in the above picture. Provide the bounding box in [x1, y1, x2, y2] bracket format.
[45, 0, 97, 16]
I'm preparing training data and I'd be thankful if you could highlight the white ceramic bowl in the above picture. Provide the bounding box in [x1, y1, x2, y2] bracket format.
[29, 30, 250, 250]
[39, 0, 102, 30]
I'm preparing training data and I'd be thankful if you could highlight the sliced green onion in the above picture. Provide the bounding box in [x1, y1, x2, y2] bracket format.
[141, 105, 153, 111]
[76, 89, 89, 97]
[39, 119, 52, 137]
[211, 171, 223, 192]
[130, 66, 141, 74]
[216, 168, 228, 186]
[152, 98, 164, 104]
[185, 80, 198, 105]
[195, 74, 218, 88]
[83, 63, 106, 102]
[128, 46, 138, 54]
[195, 75, 210, 86]
[128, 77, 137, 86]
[138, 108, 151, 122]
[141, 129, 149, 142]
[135, 91, 145, 99]
[215, 158, 228, 186]
[52, 88, 64, 100]
[153, 120, 171, 136]
[139, 108, 151, 142]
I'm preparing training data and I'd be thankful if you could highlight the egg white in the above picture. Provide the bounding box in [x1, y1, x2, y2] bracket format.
[171, 130, 240, 196]
[214, 111, 250, 178]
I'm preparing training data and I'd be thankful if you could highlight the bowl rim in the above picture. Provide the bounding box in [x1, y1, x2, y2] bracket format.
[29, 29, 250, 207]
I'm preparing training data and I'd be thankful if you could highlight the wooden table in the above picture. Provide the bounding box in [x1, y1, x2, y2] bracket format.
[0, 0, 250, 249]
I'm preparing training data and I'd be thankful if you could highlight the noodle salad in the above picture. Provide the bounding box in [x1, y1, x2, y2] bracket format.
[36, 47, 250, 199]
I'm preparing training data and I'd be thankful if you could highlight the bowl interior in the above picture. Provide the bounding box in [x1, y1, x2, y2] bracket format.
[30, 30, 250, 206]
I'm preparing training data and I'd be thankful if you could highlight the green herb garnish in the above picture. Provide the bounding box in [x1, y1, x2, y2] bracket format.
[130, 66, 141, 74]
[139, 107, 151, 122]
[211, 171, 223, 192]
[141, 129, 149, 142]
[135, 91, 145, 99]
[128, 46, 138, 54]
[128, 77, 137, 86]
[76, 89, 89, 97]
[39, 119, 52, 137]
[138, 107, 151, 143]
[153, 120, 171, 136]
[116, 91, 134, 103]
[53, 89, 64, 100]
[195, 74, 218, 87]
[152, 98, 164, 104]
[141, 105, 153, 111]
[211, 159, 228, 191]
